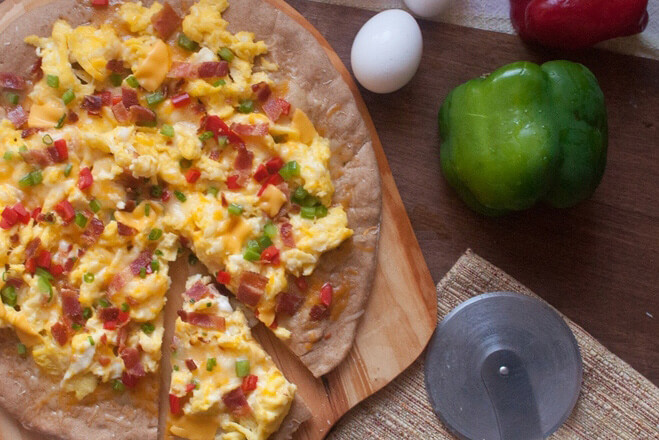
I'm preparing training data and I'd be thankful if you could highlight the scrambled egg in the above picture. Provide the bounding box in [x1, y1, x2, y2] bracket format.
[169, 276, 295, 440]
[1, 0, 352, 436]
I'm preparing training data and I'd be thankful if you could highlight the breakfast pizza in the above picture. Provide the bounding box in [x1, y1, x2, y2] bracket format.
[0, 0, 381, 439]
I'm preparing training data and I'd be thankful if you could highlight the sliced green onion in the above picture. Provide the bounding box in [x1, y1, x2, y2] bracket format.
[112, 379, 125, 392]
[218, 47, 234, 62]
[148, 228, 163, 241]
[139, 267, 146, 278]
[46, 74, 60, 89]
[3, 151, 13, 160]
[35, 267, 53, 280]
[82, 307, 92, 320]
[292, 186, 308, 205]
[72, 323, 82, 331]
[206, 186, 218, 197]
[217, 135, 228, 147]
[160, 124, 175, 138]
[272, 134, 287, 144]
[188, 253, 198, 265]
[263, 222, 277, 239]
[37, 276, 52, 300]
[83, 272, 94, 283]
[150, 185, 163, 198]
[235, 359, 250, 377]
[109, 73, 123, 87]
[238, 99, 254, 114]
[228, 203, 243, 216]
[179, 158, 192, 169]
[19, 145, 27, 153]
[89, 199, 101, 213]
[173, 365, 179, 371]
[1, 286, 17, 307]
[174, 190, 186, 202]
[1, 271, 7, 281]
[301, 194, 320, 208]
[198, 131, 214, 141]
[301, 206, 316, 219]
[141, 322, 155, 334]
[145, 91, 165, 107]
[213, 79, 226, 87]
[17, 343, 27, 356]
[19, 170, 43, 188]
[278, 161, 300, 180]
[42, 134, 53, 145]
[125, 75, 139, 88]
[257, 235, 272, 251]
[55, 113, 66, 129]
[64, 163, 73, 177]
[150, 260, 160, 272]
[154, 249, 163, 257]
[315, 205, 328, 218]
[206, 302, 212, 308]
[243, 248, 261, 262]
[5, 92, 19, 106]
[144, 203, 151, 216]
[177, 33, 199, 52]
[206, 357, 217, 372]
[99, 298, 111, 308]
[62, 88, 75, 105]
[121, 302, 129, 312]
[75, 212, 88, 228]
[88, 336, 95, 346]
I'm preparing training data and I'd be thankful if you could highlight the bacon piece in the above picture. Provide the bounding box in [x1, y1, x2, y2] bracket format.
[222, 387, 251, 417]
[81, 95, 103, 115]
[237, 271, 267, 307]
[67, 110, 79, 123]
[275, 292, 303, 316]
[106, 59, 126, 74]
[117, 222, 137, 236]
[251, 82, 271, 102]
[25, 238, 41, 259]
[120, 347, 145, 380]
[177, 310, 226, 331]
[130, 105, 157, 126]
[185, 281, 209, 301]
[279, 222, 295, 248]
[309, 304, 329, 321]
[197, 61, 228, 78]
[98, 90, 113, 107]
[169, 394, 182, 415]
[0, 73, 26, 90]
[21, 127, 40, 139]
[320, 283, 333, 307]
[167, 62, 197, 79]
[234, 146, 254, 171]
[112, 102, 130, 123]
[151, 2, 181, 39]
[108, 250, 152, 296]
[230, 123, 269, 136]
[51, 322, 69, 346]
[61, 285, 84, 325]
[21, 148, 53, 167]
[30, 59, 43, 82]
[7, 105, 28, 128]
[185, 359, 197, 371]
[98, 307, 119, 323]
[122, 87, 139, 108]
[81, 217, 104, 248]
[130, 249, 153, 275]
[262, 97, 290, 122]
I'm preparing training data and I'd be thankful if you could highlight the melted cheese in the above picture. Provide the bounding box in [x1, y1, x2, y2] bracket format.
[134, 39, 171, 91]
[169, 415, 221, 440]
[291, 108, 317, 145]
[222, 216, 252, 255]
[27, 101, 65, 128]
[258, 185, 287, 217]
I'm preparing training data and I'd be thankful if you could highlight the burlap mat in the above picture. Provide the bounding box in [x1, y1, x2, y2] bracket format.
[327, 250, 659, 439]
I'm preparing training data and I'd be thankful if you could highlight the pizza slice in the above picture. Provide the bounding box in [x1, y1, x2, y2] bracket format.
[167, 274, 309, 440]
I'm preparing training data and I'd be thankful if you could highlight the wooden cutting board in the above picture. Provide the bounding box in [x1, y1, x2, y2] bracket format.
[0, 0, 437, 439]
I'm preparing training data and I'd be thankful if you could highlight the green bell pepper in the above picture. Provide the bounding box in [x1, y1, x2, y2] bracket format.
[439, 60, 607, 215]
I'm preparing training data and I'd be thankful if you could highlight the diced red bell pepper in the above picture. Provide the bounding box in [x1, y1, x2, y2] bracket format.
[226, 175, 242, 190]
[162, 189, 172, 202]
[260, 245, 280, 265]
[185, 383, 196, 393]
[185, 168, 201, 184]
[1, 206, 18, 227]
[253, 164, 269, 183]
[257, 173, 283, 197]
[78, 167, 93, 190]
[24, 257, 37, 275]
[103, 321, 117, 330]
[216, 270, 231, 285]
[91, 0, 109, 6]
[169, 393, 182, 415]
[51, 322, 69, 346]
[50, 264, 64, 277]
[112, 95, 123, 105]
[54, 139, 68, 162]
[55, 200, 75, 223]
[171, 93, 191, 108]
[118, 311, 130, 323]
[98, 356, 111, 367]
[37, 250, 51, 269]
[31, 207, 41, 221]
[320, 283, 333, 307]
[13, 203, 30, 224]
[265, 157, 284, 174]
[0, 218, 12, 230]
[241, 374, 258, 393]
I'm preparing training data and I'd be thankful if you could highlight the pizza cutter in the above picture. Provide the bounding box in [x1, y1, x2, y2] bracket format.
[425, 292, 582, 440]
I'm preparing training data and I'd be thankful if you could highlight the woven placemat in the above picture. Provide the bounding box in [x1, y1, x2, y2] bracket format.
[327, 250, 659, 439]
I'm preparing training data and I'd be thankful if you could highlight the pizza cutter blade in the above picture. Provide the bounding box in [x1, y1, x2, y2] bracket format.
[424, 292, 582, 440]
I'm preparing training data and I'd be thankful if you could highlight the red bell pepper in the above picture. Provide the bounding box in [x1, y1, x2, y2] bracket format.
[510, 0, 649, 50]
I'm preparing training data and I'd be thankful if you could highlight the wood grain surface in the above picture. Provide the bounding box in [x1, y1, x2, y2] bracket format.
[0, 0, 437, 439]
[284, 0, 659, 387]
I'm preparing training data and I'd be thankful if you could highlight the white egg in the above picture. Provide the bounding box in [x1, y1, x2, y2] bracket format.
[351, 10, 423, 94]
[404, 0, 451, 18]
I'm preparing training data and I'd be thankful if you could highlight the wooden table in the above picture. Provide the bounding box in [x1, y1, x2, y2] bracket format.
[288, 0, 659, 385]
